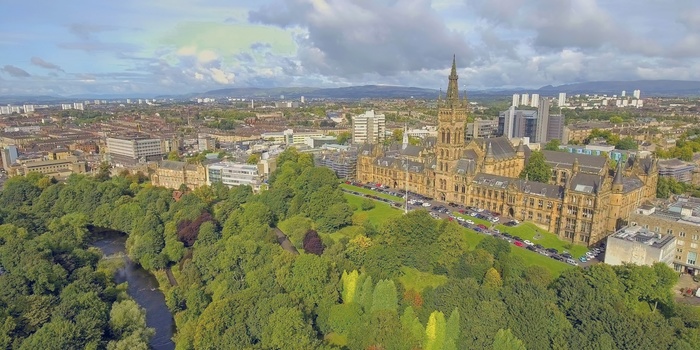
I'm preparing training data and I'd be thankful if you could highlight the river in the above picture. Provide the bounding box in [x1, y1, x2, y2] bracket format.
[91, 232, 176, 350]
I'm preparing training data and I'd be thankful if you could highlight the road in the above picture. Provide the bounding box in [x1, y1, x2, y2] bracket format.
[273, 227, 299, 255]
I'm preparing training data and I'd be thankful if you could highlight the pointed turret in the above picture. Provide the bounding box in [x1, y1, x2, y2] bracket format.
[486, 142, 494, 159]
[516, 139, 525, 154]
[445, 55, 460, 108]
[402, 123, 409, 150]
[612, 160, 624, 193]
[572, 158, 580, 173]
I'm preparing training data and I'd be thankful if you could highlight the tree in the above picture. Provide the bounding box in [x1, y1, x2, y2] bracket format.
[615, 137, 638, 150]
[520, 151, 551, 183]
[336, 131, 352, 144]
[610, 116, 624, 124]
[167, 150, 181, 161]
[246, 153, 260, 165]
[492, 329, 526, 350]
[360, 198, 376, 211]
[95, 162, 112, 181]
[261, 307, 317, 350]
[302, 229, 324, 255]
[543, 139, 561, 151]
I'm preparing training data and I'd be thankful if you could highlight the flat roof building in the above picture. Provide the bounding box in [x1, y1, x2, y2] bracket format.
[605, 225, 676, 267]
[106, 136, 164, 166]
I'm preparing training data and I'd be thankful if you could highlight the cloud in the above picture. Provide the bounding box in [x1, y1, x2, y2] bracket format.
[249, 0, 474, 77]
[1, 65, 30, 77]
[67, 23, 117, 40]
[30, 57, 64, 72]
[58, 42, 139, 53]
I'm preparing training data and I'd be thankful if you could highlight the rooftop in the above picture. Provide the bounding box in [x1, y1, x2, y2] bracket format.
[612, 225, 676, 249]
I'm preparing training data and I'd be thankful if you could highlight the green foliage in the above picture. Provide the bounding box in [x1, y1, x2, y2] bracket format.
[360, 198, 375, 211]
[492, 329, 527, 350]
[336, 131, 351, 144]
[616, 136, 638, 150]
[543, 139, 561, 151]
[246, 153, 260, 164]
[370, 280, 398, 314]
[520, 150, 551, 183]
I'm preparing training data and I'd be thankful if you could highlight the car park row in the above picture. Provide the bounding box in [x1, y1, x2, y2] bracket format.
[342, 182, 605, 267]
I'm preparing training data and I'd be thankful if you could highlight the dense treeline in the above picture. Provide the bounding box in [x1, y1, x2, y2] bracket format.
[0, 173, 153, 349]
[0, 149, 699, 349]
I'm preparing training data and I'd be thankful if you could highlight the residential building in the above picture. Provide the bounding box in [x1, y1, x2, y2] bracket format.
[315, 148, 358, 180]
[357, 58, 658, 246]
[1, 145, 19, 171]
[633, 90, 641, 99]
[558, 92, 567, 107]
[521, 93, 529, 106]
[207, 162, 262, 191]
[512, 94, 520, 107]
[9, 156, 87, 178]
[106, 136, 164, 166]
[352, 110, 386, 144]
[466, 119, 499, 140]
[629, 201, 700, 275]
[604, 225, 676, 267]
[261, 129, 325, 145]
[198, 134, 217, 151]
[535, 99, 550, 143]
[498, 108, 538, 141]
[151, 160, 207, 190]
[530, 94, 540, 108]
[657, 159, 696, 183]
[547, 114, 566, 143]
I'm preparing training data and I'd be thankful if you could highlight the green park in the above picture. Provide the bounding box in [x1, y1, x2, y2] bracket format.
[0, 148, 697, 350]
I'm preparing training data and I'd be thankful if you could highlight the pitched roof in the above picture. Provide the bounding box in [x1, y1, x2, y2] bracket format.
[474, 137, 515, 159]
[472, 173, 564, 199]
[542, 150, 607, 174]
[569, 173, 604, 194]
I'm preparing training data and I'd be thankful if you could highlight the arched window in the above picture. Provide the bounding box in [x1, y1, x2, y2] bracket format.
[446, 132, 451, 144]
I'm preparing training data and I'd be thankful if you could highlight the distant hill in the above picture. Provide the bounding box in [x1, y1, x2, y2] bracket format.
[2, 80, 699, 104]
[202, 85, 440, 99]
[535, 80, 700, 97]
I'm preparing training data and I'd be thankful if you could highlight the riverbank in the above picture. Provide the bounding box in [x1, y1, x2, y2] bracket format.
[91, 231, 176, 350]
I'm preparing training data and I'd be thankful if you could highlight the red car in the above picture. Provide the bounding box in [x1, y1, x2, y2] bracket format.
[514, 241, 524, 247]
[477, 224, 487, 230]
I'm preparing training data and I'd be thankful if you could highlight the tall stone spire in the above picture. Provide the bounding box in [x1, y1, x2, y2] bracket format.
[402, 123, 409, 150]
[613, 159, 624, 185]
[445, 55, 460, 107]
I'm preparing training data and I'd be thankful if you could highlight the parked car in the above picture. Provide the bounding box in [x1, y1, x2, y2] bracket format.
[422, 202, 431, 207]
[579, 256, 588, 263]
[514, 241, 524, 247]
[566, 258, 579, 266]
[523, 240, 534, 246]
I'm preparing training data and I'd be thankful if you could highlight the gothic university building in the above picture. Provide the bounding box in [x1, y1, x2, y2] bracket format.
[356, 57, 658, 246]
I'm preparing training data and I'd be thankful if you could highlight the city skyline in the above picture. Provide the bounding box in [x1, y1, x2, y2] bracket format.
[1, 0, 700, 96]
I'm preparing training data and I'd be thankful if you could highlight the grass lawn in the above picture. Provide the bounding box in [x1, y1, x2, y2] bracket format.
[398, 266, 448, 293]
[344, 193, 403, 226]
[510, 247, 573, 275]
[496, 222, 589, 258]
[346, 193, 572, 276]
[340, 184, 404, 203]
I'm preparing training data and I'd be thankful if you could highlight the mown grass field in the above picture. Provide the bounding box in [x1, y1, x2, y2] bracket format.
[344, 193, 403, 226]
[340, 183, 405, 202]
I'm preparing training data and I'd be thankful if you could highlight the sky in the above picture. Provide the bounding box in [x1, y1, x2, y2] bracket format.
[1, 0, 700, 96]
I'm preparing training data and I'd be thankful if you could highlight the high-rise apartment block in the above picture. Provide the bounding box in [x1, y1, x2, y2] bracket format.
[352, 110, 386, 144]
[558, 93, 567, 107]
[106, 136, 164, 166]
[633, 90, 641, 99]
[512, 94, 520, 107]
[521, 93, 529, 106]
[530, 94, 540, 108]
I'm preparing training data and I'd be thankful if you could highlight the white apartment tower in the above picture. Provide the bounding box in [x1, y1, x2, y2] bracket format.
[512, 94, 520, 107]
[530, 94, 540, 108]
[633, 90, 641, 99]
[558, 93, 567, 107]
[521, 93, 529, 106]
[535, 99, 550, 143]
[352, 110, 386, 144]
